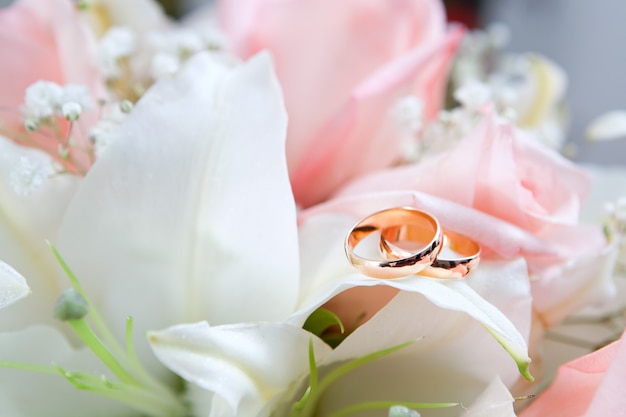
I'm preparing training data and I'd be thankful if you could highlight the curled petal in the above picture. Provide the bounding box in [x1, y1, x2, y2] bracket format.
[0, 261, 30, 309]
[586, 110, 626, 141]
[149, 322, 332, 417]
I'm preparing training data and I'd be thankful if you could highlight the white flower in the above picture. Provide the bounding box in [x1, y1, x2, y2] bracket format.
[0, 52, 532, 417]
[24, 81, 63, 119]
[8, 156, 52, 197]
[98, 26, 137, 78]
[61, 102, 82, 121]
[60, 84, 93, 110]
[454, 81, 492, 111]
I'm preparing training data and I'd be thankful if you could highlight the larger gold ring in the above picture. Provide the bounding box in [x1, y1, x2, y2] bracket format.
[380, 226, 481, 279]
[345, 207, 443, 279]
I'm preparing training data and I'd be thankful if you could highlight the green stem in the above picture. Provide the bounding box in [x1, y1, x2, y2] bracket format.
[69, 318, 137, 386]
[317, 341, 415, 395]
[59, 369, 185, 417]
[297, 341, 416, 417]
[0, 361, 58, 375]
[48, 243, 158, 385]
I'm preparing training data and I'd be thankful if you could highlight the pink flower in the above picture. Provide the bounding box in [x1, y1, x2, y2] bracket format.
[218, 0, 463, 207]
[0, 0, 105, 172]
[307, 111, 614, 326]
[519, 331, 626, 417]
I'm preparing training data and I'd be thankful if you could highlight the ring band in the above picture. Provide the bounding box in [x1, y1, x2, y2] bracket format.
[380, 226, 480, 279]
[345, 207, 443, 279]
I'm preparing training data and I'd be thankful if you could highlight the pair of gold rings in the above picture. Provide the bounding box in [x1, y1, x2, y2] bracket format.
[345, 207, 480, 280]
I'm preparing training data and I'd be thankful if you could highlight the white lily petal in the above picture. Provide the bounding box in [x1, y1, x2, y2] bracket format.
[149, 322, 332, 417]
[0, 325, 132, 417]
[586, 110, 626, 141]
[293, 214, 532, 379]
[327, 259, 532, 378]
[0, 261, 30, 309]
[461, 378, 515, 417]
[0, 137, 79, 329]
[58, 52, 299, 339]
[314, 261, 530, 417]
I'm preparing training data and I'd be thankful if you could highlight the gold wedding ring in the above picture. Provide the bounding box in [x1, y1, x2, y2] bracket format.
[380, 226, 481, 279]
[345, 207, 443, 279]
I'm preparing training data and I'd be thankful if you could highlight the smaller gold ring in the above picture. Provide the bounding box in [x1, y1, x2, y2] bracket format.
[380, 226, 481, 279]
[345, 207, 443, 279]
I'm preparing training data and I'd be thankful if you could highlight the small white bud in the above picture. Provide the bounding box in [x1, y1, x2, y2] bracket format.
[58, 144, 70, 159]
[53, 288, 89, 321]
[392, 95, 424, 134]
[389, 405, 420, 417]
[151, 52, 180, 79]
[98, 26, 137, 78]
[24, 118, 39, 132]
[120, 100, 133, 113]
[62, 101, 82, 121]
[454, 81, 492, 111]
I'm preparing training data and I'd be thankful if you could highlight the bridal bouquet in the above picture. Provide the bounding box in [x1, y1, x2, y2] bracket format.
[0, 1, 624, 416]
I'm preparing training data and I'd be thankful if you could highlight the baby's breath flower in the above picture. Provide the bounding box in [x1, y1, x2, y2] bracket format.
[98, 26, 137, 78]
[8, 156, 52, 196]
[60, 84, 93, 110]
[62, 101, 82, 121]
[150, 52, 180, 79]
[24, 80, 63, 119]
[454, 81, 492, 111]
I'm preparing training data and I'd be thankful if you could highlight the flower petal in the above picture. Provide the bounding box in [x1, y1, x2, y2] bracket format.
[461, 378, 515, 417]
[586, 110, 626, 141]
[218, 0, 461, 206]
[326, 261, 532, 380]
[57, 52, 299, 336]
[149, 321, 332, 417]
[290, 27, 464, 207]
[311, 260, 531, 416]
[520, 330, 626, 417]
[0, 261, 30, 309]
[0, 137, 79, 330]
[294, 212, 533, 380]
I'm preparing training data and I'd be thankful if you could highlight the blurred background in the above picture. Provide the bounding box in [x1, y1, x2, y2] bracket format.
[1, 0, 625, 165]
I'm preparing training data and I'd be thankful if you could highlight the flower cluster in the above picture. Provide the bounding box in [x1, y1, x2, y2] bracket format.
[0, 1, 624, 417]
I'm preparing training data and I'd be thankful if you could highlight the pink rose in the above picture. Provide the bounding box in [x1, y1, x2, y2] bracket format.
[519, 331, 626, 417]
[306, 111, 614, 326]
[0, 0, 105, 171]
[218, 0, 463, 207]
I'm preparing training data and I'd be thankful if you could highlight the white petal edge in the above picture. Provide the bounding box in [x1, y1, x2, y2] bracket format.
[292, 214, 532, 380]
[149, 322, 332, 417]
[586, 110, 626, 141]
[57, 51, 299, 337]
[0, 261, 30, 309]
[460, 377, 515, 417]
